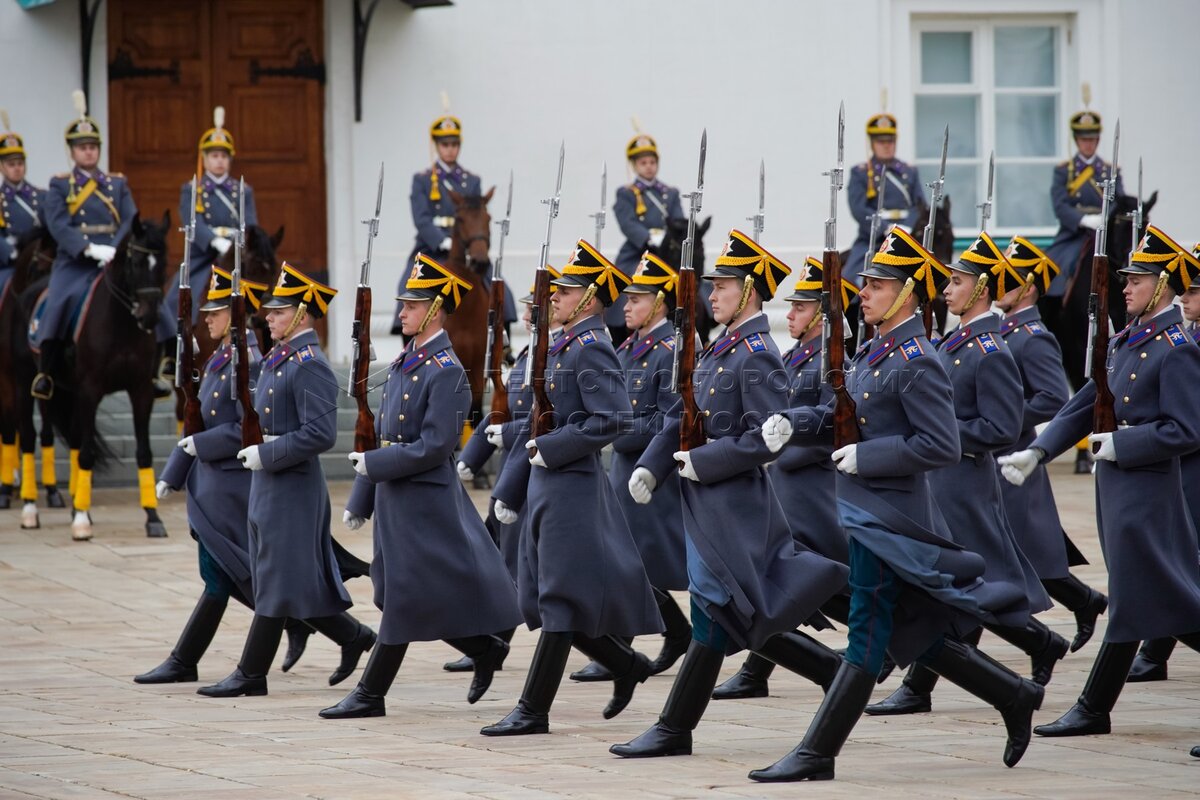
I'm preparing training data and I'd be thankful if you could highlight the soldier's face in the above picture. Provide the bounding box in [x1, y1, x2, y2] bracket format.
[1123, 272, 1159, 316]
[943, 271, 979, 316]
[551, 285, 584, 325]
[786, 300, 819, 339]
[859, 277, 901, 326]
[203, 150, 231, 177]
[624, 291, 657, 331]
[1182, 286, 1200, 323]
[204, 308, 231, 340]
[870, 137, 897, 161]
[398, 300, 433, 337]
[709, 277, 758, 325]
[436, 139, 461, 164]
[266, 306, 304, 340]
[71, 143, 100, 170]
[521, 301, 533, 331]
[1, 157, 25, 184]
[632, 155, 658, 181]
[1075, 135, 1099, 159]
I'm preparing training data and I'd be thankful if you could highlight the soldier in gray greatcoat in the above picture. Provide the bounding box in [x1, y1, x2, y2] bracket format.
[1004, 225, 1200, 738]
[750, 227, 1045, 782]
[197, 265, 375, 698]
[323, 254, 523, 719]
[0, 114, 44, 292]
[481, 241, 664, 737]
[611, 231, 850, 760]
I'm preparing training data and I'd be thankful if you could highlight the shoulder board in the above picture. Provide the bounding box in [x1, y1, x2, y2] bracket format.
[1023, 321, 1048, 336]
[853, 161, 869, 171]
[1057, 160, 1069, 168]
[899, 337, 926, 361]
[744, 333, 768, 353]
[434, 349, 457, 367]
[577, 330, 598, 346]
[108, 172, 125, 179]
[660, 335, 675, 351]
[1164, 324, 1188, 348]
[976, 332, 1000, 354]
[54, 172, 70, 179]
[295, 344, 316, 363]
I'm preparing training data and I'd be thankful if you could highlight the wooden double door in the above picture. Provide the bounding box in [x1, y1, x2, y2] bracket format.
[107, 0, 326, 277]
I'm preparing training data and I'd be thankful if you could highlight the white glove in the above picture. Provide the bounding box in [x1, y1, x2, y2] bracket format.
[211, 236, 233, 256]
[155, 480, 172, 500]
[526, 439, 546, 468]
[1088, 432, 1117, 462]
[998, 448, 1042, 486]
[832, 444, 859, 475]
[647, 229, 666, 248]
[237, 445, 263, 471]
[1079, 213, 1103, 230]
[439, 237, 453, 252]
[348, 451, 368, 476]
[485, 424, 504, 448]
[84, 243, 116, 264]
[762, 413, 794, 454]
[177, 436, 196, 457]
[628, 467, 657, 505]
[456, 461, 475, 481]
[342, 509, 365, 531]
[494, 499, 518, 525]
[674, 450, 700, 482]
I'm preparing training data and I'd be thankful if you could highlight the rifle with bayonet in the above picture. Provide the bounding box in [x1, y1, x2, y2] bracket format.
[527, 144, 565, 445]
[979, 151, 995, 231]
[349, 162, 384, 453]
[822, 103, 858, 448]
[176, 175, 203, 436]
[921, 125, 949, 339]
[1128, 157, 1143, 269]
[748, 159, 765, 243]
[590, 162, 606, 251]
[230, 176, 263, 448]
[484, 170, 513, 426]
[858, 163, 887, 346]
[1087, 121, 1120, 448]
[672, 130, 707, 454]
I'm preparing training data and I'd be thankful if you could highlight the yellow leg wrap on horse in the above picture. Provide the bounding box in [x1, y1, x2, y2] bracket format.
[460, 419, 474, 450]
[138, 467, 157, 509]
[176, 419, 183, 437]
[74, 469, 93, 512]
[41, 446, 57, 487]
[1074, 437, 1089, 451]
[69, 450, 80, 495]
[20, 453, 38, 501]
[1, 442, 17, 485]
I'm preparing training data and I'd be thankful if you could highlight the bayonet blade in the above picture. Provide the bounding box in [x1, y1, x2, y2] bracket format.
[979, 151, 995, 230]
[758, 159, 765, 210]
[600, 161, 607, 210]
[373, 162, 384, 218]
[697, 129, 707, 194]
[836, 101, 845, 171]
[505, 168, 514, 219]
[554, 141, 565, 198]
[938, 124, 949, 183]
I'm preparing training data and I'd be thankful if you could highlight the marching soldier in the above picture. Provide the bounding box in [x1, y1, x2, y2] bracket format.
[325, 255, 522, 719]
[713, 257, 860, 701]
[996, 237, 1108, 653]
[481, 241, 664, 736]
[1002, 225, 1200, 738]
[611, 232, 850, 759]
[198, 265, 376, 698]
[0, 110, 44, 293]
[32, 91, 137, 401]
[612, 133, 684, 342]
[750, 228, 1043, 782]
[844, 113, 925, 283]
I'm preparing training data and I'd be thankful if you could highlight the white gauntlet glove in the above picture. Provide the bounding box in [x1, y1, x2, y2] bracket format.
[155, 480, 172, 500]
[998, 448, 1043, 486]
[177, 436, 196, 457]
[494, 499, 518, 525]
[1088, 432, 1116, 462]
[1079, 213, 1103, 230]
[832, 444, 859, 475]
[348, 452, 368, 476]
[674, 450, 700, 482]
[456, 461, 475, 482]
[211, 236, 233, 256]
[762, 414, 793, 454]
[237, 445, 263, 471]
[526, 439, 546, 468]
[342, 510, 365, 531]
[485, 424, 505, 448]
[628, 467, 657, 505]
[84, 243, 116, 265]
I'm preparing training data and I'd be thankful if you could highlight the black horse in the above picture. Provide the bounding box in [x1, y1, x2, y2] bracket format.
[651, 215, 713, 343]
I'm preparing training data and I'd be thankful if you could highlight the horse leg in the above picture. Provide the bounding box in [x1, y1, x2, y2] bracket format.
[17, 394, 40, 529]
[130, 385, 167, 538]
[40, 401, 65, 509]
[0, 410, 15, 510]
[71, 391, 102, 541]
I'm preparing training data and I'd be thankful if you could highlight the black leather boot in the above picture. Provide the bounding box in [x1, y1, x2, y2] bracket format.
[610, 641, 725, 757]
[1035, 641, 1137, 737]
[1127, 637, 1175, 682]
[308, 613, 376, 686]
[712, 653, 774, 700]
[31, 340, 61, 400]
[481, 631, 573, 736]
[197, 614, 284, 697]
[748, 661, 877, 782]
[572, 634, 652, 719]
[924, 638, 1043, 766]
[985, 617, 1070, 686]
[135, 592, 228, 683]
[865, 662, 938, 715]
[1191, 745, 1200, 758]
[319, 642, 407, 719]
[1043, 575, 1108, 652]
[281, 619, 314, 673]
[755, 630, 842, 692]
[648, 589, 692, 675]
[447, 634, 509, 704]
[445, 627, 514, 672]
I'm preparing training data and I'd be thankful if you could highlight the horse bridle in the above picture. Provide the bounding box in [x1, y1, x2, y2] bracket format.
[103, 241, 163, 330]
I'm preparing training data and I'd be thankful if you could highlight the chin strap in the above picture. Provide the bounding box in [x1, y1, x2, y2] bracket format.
[417, 296, 444, 335]
[965, 273, 990, 311]
[802, 308, 822, 335]
[882, 277, 916, 322]
[566, 284, 598, 326]
[280, 302, 308, 341]
[1143, 271, 1170, 318]
[649, 290, 665, 323]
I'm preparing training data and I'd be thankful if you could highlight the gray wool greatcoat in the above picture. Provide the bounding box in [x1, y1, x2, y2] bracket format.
[346, 330, 522, 646]
[248, 329, 352, 619]
[639, 313, 849, 652]
[770, 335, 849, 566]
[1032, 305, 1200, 642]
[997, 306, 1083, 578]
[932, 313, 1050, 621]
[609, 319, 688, 590]
[493, 313, 664, 638]
[159, 337, 261, 600]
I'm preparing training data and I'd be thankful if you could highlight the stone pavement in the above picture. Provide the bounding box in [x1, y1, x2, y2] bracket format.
[1, 464, 1197, 799]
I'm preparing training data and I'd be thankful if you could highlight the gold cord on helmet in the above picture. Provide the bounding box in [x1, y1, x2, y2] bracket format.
[418, 295, 445, 334]
[882, 278, 916, 322]
[280, 302, 308, 341]
[965, 273, 990, 310]
[732, 275, 755, 321]
[566, 284, 599, 326]
[1144, 270, 1171, 317]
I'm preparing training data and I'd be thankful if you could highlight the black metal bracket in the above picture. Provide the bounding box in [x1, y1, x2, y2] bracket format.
[79, 0, 103, 106]
[108, 47, 181, 83]
[249, 47, 327, 85]
[353, 0, 383, 123]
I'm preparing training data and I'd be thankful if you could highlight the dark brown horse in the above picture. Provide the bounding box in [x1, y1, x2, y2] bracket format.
[651, 215, 713, 342]
[441, 188, 495, 432]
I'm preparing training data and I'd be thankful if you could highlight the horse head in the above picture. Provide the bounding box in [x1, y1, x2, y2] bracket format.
[12, 225, 57, 294]
[216, 224, 284, 287]
[111, 210, 170, 334]
[655, 215, 712, 271]
[912, 196, 955, 265]
[447, 188, 494, 273]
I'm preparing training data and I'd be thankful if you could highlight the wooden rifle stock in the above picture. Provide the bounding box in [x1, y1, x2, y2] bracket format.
[1089, 251, 1117, 445]
[674, 266, 704, 451]
[487, 279, 510, 422]
[823, 249, 859, 448]
[231, 293, 263, 448]
[528, 269, 555, 439]
[350, 284, 377, 452]
[177, 286, 204, 436]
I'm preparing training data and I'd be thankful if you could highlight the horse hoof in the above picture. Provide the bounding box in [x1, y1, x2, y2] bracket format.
[21, 503, 40, 530]
[0, 490, 11, 510]
[45, 486, 66, 509]
[471, 472, 493, 491]
[146, 521, 168, 538]
[71, 511, 93, 541]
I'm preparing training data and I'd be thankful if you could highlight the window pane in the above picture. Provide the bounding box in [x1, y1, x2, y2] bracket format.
[913, 162, 978, 233]
[921, 31, 973, 84]
[996, 163, 1056, 229]
[996, 95, 1058, 157]
[915, 95, 978, 158]
[995, 26, 1057, 88]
